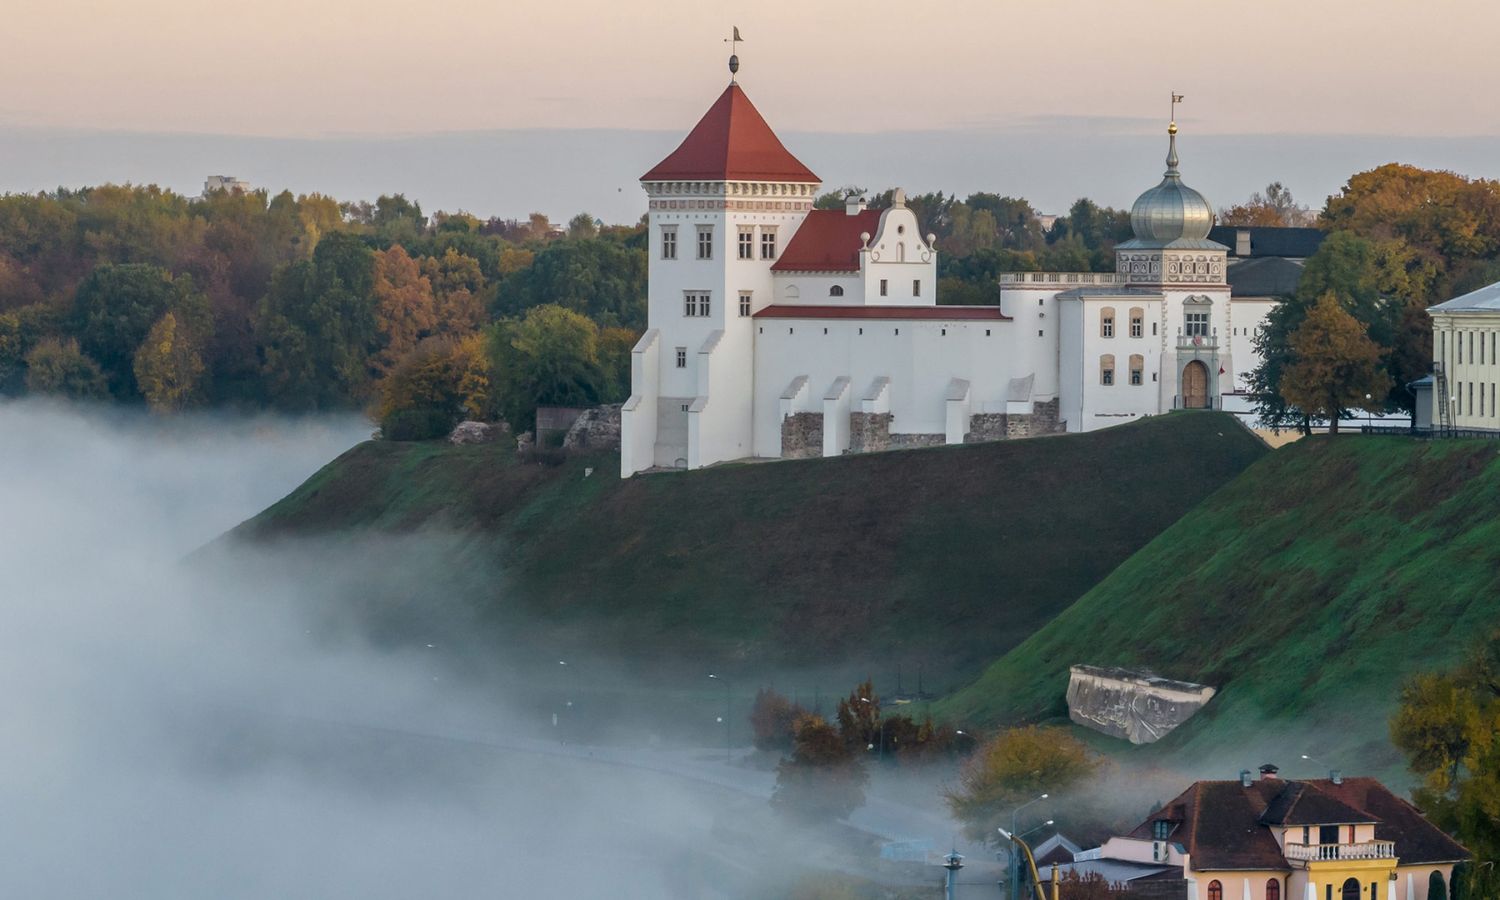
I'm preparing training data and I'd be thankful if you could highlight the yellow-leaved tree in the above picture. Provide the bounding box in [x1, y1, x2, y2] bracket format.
[132, 312, 205, 412]
[944, 725, 1102, 845]
[1278, 292, 1391, 434]
[370, 245, 436, 380]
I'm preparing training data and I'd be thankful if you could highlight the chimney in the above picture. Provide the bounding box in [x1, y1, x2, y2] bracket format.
[846, 195, 867, 216]
[1239, 770, 1253, 788]
[1330, 770, 1343, 785]
[1259, 764, 1280, 780]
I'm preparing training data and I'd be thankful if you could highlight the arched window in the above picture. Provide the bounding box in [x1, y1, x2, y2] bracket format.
[1100, 354, 1115, 386]
[785, 285, 800, 300]
[1266, 878, 1280, 900]
[1130, 307, 1145, 338]
[1100, 306, 1116, 338]
[829, 285, 844, 297]
[1428, 871, 1446, 900]
[1341, 878, 1361, 900]
[1207, 880, 1223, 900]
[1129, 354, 1145, 386]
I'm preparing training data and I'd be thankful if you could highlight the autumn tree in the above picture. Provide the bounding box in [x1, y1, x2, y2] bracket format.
[1391, 631, 1500, 900]
[71, 263, 209, 399]
[835, 679, 881, 753]
[771, 714, 868, 822]
[420, 248, 488, 338]
[1219, 182, 1313, 227]
[375, 334, 492, 440]
[370, 245, 437, 379]
[945, 725, 1102, 845]
[749, 688, 807, 752]
[1277, 292, 1390, 433]
[23, 338, 107, 399]
[132, 312, 206, 411]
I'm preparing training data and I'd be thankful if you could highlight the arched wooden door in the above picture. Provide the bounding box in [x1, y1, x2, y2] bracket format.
[1182, 360, 1209, 409]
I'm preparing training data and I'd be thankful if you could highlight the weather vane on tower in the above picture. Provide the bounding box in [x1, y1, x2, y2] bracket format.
[726, 26, 743, 82]
[1170, 92, 1184, 133]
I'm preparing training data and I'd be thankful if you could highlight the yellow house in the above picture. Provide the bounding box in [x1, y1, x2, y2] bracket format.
[1053, 765, 1467, 900]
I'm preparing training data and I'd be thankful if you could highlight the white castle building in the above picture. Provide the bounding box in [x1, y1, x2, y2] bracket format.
[620, 68, 1278, 476]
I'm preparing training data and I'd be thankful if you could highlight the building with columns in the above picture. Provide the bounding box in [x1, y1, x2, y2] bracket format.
[620, 65, 1279, 476]
[1422, 282, 1500, 431]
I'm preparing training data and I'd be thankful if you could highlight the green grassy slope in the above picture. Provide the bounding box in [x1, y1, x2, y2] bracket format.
[237, 412, 1265, 684]
[937, 434, 1500, 773]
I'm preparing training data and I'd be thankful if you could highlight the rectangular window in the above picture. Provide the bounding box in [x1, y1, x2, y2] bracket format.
[1185, 310, 1210, 337]
[696, 225, 713, 260]
[1102, 368, 1114, 385]
[760, 228, 777, 260]
[1471, 332, 1476, 363]
[1102, 315, 1115, 338]
[738, 292, 752, 317]
[1130, 367, 1143, 385]
[1131, 315, 1143, 338]
[880, 279, 888, 297]
[698, 293, 711, 316]
[1153, 322, 1158, 336]
[683, 292, 710, 317]
[674, 347, 686, 368]
[1459, 331, 1464, 364]
[737, 227, 754, 260]
[660, 226, 677, 260]
[913, 279, 921, 297]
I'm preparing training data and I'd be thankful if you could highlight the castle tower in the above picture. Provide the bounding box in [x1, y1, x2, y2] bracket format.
[621, 63, 821, 475]
[1115, 110, 1233, 412]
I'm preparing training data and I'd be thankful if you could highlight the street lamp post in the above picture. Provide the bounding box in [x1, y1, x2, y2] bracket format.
[859, 696, 886, 762]
[943, 847, 964, 900]
[709, 674, 731, 763]
[1365, 393, 1373, 431]
[1009, 793, 1049, 900]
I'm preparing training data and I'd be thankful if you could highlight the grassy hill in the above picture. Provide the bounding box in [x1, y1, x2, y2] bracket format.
[936, 434, 1500, 775]
[236, 412, 1265, 687]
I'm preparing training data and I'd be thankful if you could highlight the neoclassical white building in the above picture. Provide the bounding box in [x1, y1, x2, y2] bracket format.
[620, 70, 1278, 476]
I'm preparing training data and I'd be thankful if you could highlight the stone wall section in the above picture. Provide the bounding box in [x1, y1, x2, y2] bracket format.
[849, 412, 892, 453]
[888, 433, 945, 449]
[781, 412, 824, 459]
[562, 404, 622, 451]
[963, 399, 1066, 443]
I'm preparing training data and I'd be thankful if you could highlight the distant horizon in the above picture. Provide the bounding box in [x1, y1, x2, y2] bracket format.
[5, 123, 1498, 228]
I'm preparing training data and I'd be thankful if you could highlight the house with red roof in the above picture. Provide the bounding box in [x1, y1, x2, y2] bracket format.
[1044, 765, 1466, 900]
[619, 55, 1282, 475]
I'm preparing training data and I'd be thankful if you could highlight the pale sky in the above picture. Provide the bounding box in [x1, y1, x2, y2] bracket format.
[5, 0, 1500, 139]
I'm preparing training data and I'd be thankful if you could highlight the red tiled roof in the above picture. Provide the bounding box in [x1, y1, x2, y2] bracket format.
[770, 208, 882, 272]
[641, 84, 819, 183]
[1128, 778, 1468, 872]
[753, 304, 1009, 321]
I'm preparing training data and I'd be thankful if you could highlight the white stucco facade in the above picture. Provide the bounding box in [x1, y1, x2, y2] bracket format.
[1427, 281, 1500, 430]
[619, 81, 1280, 476]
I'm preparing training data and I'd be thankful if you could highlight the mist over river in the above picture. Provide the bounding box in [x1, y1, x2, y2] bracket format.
[0, 400, 860, 898]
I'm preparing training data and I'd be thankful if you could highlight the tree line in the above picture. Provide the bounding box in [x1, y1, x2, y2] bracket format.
[0, 185, 645, 435]
[6, 164, 1493, 435]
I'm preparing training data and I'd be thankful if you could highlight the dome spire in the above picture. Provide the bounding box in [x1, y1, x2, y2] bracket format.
[1166, 92, 1184, 175]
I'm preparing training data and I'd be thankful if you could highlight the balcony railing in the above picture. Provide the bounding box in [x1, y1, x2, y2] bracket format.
[1284, 841, 1396, 863]
[998, 272, 1129, 285]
